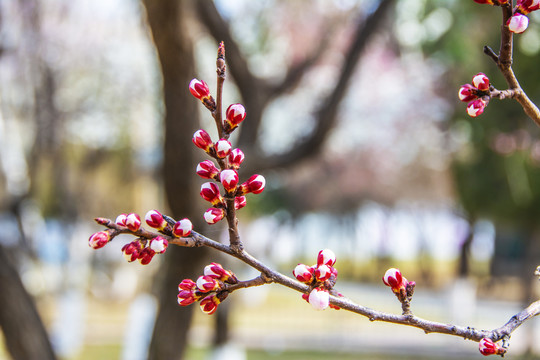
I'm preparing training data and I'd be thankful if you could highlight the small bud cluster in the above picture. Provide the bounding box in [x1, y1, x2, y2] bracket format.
[458, 73, 491, 117]
[382, 268, 416, 304]
[294, 249, 341, 311]
[479, 338, 506, 356]
[473, 0, 538, 33]
[190, 75, 265, 226]
[177, 262, 238, 315]
[89, 210, 194, 265]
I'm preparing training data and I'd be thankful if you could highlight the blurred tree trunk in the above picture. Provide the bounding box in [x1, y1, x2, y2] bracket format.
[0, 245, 56, 360]
[142, 1, 209, 359]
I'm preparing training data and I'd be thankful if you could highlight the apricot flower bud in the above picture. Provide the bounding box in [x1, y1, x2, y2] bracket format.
[138, 247, 156, 265]
[88, 231, 110, 249]
[173, 218, 193, 237]
[308, 287, 329, 310]
[125, 213, 141, 232]
[197, 160, 220, 180]
[472, 73, 490, 91]
[479, 338, 506, 356]
[115, 213, 128, 227]
[507, 13, 529, 34]
[458, 84, 478, 102]
[215, 139, 232, 158]
[237, 174, 266, 195]
[383, 268, 408, 293]
[200, 182, 223, 206]
[317, 249, 336, 267]
[200, 294, 221, 315]
[224, 103, 246, 132]
[145, 209, 168, 230]
[467, 99, 487, 117]
[122, 241, 141, 262]
[150, 236, 168, 254]
[189, 79, 210, 100]
[234, 196, 247, 210]
[204, 208, 226, 224]
[193, 129, 214, 153]
[196, 275, 220, 293]
[220, 169, 239, 192]
[228, 148, 245, 169]
[293, 264, 314, 283]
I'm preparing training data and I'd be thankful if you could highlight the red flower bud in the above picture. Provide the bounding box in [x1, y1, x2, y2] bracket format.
[204, 208, 226, 224]
[204, 262, 238, 283]
[200, 182, 223, 206]
[224, 103, 247, 132]
[178, 278, 197, 291]
[293, 263, 314, 283]
[383, 268, 408, 293]
[479, 338, 506, 356]
[88, 231, 110, 249]
[189, 79, 211, 100]
[317, 249, 336, 267]
[234, 196, 247, 210]
[237, 174, 266, 195]
[467, 99, 487, 117]
[192, 129, 214, 153]
[458, 84, 478, 102]
[122, 241, 142, 262]
[150, 236, 168, 254]
[177, 290, 199, 306]
[173, 218, 193, 237]
[215, 139, 232, 158]
[125, 213, 141, 232]
[200, 294, 221, 315]
[138, 247, 156, 265]
[115, 213, 128, 227]
[472, 73, 490, 91]
[196, 275, 220, 293]
[196, 160, 220, 180]
[228, 148, 245, 169]
[220, 169, 239, 192]
[517, 0, 540, 14]
[314, 264, 334, 282]
[145, 209, 168, 230]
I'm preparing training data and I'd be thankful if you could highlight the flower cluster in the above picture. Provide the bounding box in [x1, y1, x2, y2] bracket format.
[479, 338, 506, 356]
[382, 268, 415, 304]
[293, 249, 341, 310]
[473, 0, 539, 33]
[458, 73, 491, 117]
[88, 210, 194, 265]
[177, 262, 238, 315]
[190, 79, 265, 225]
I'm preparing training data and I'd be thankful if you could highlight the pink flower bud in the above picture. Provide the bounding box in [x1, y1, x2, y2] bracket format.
[479, 338, 505, 356]
[234, 196, 247, 210]
[192, 129, 214, 153]
[200, 182, 223, 206]
[220, 169, 239, 192]
[314, 264, 334, 282]
[200, 294, 221, 315]
[293, 263, 314, 283]
[458, 84, 478, 102]
[317, 248, 336, 267]
[196, 275, 220, 293]
[145, 209, 168, 230]
[472, 73, 490, 91]
[204, 262, 238, 283]
[177, 290, 199, 306]
[138, 247, 156, 265]
[507, 13, 529, 34]
[228, 148, 245, 169]
[189, 79, 211, 100]
[196, 160, 220, 180]
[122, 241, 142, 262]
[467, 99, 487, 117]
[383, 268, 408, 293]
[224, 103, 247, 132]
[237, 174, 266, 195]
[88, 231, 110, 249]
[308, 288, 329, 310]
[115, 213, 128, 227]
[125, 213, 141, 232]
[204, 208, 226, 224]
[173, 218, 193, 237]
[215, 139, 232, 158]
[150, 236, 169, 254]
[178, 278, 197, 291]
[517, 0, 540, 14]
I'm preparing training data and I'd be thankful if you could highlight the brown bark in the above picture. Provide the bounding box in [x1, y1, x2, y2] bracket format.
[0, 245, 57, 360]
[141, 1, 209, 359]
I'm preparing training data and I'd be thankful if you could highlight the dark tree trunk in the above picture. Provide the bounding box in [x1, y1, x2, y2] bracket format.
[142, 1, 210, 359]
[0, 245, 57, 360]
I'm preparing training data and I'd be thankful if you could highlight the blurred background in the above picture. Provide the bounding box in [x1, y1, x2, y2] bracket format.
[1, 0, 540, 359]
